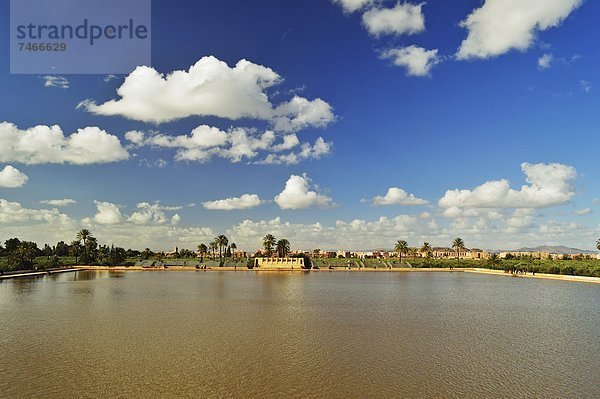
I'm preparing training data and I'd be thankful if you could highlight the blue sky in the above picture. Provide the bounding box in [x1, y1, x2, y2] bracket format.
[1, 0, 599, 251]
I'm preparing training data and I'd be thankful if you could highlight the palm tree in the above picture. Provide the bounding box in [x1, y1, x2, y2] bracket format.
[70, 240, 82, 266]
[597, 239, 600, 251]
[216, 235, 228, 266]
[452, 237, 465, 269]
[394, 240, 408, 265]
[197, 243, 207, 262]
[76, 229, 94, 264]
[263, 234, 276, 257]
[276, 239, 290, 257]
[420, 242, 432, 258]
[230, 243, 237, 258]
[209, 240, 218, 259]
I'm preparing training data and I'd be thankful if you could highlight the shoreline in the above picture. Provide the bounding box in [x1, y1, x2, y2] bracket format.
[1, 266, 598, 285]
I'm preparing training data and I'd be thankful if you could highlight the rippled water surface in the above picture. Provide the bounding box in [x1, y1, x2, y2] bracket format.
[1, 270, 599, 398]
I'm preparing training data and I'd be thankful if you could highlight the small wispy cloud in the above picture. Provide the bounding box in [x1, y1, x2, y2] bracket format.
[579, 80, 592, 93]
[42, 75, 70, 89]
[103, 74, 119, 83]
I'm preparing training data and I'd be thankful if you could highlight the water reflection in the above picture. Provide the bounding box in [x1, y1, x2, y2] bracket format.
[0, 271, 598, 398]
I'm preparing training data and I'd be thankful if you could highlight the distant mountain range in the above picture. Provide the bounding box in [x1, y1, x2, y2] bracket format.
[490, 245, 598, 255]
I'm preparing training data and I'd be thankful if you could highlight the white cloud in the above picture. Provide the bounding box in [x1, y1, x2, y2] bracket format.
[40, 199, 76, 207]
[79, 56, 335, 132]
[333, 0, 374, 13]
[228, 214, 438, 250]
[126, 126, 331, 165]
[83, 201, 123, 225]
[0, 165, 28, 188]
[271, 134, 300, 152]
[43, 75, 69, 89]
[203, 194, 266, 210]
[579, 80, 592, 93]
[127, 202, 182, 225]
[362, 3, 425, 37]
[574, 208, 592, 216]
[257, 137, 332, 165]
[103, 74, 119, 83]
[0, 122, 129, 165]
[124, 130, 145, 146]
[438, 163, 576, 209]
[274, 174, 333, 210]
[368, 187, 428, 206]
[457, 0, 583, 60]
[538, 53, 553, 69]
[382, 45, 440, 76]
[171, 214, 181, 225]
[272, 96, 336, 133]
[0, 199, 72, 225]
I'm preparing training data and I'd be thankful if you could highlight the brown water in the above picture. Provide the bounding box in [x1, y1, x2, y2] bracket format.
[0, 270, 598, 398]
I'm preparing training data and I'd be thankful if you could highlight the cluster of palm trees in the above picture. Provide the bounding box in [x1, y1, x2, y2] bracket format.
[197, 235, 237, 266]
[394, 237, 466, 266]
[262, 234, 291, 257]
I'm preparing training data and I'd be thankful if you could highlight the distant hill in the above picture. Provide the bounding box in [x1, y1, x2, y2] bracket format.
[493, 245, 598, 255]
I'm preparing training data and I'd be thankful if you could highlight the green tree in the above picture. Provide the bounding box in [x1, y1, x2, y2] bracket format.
[276, 239, 291, 257]
[209, 240, 218, 259]
[70, 240, 82, 265]
[420, 242, 432, 258]
[141, 248, 153, 260]
[263, 234, 276, 257]
[76, 229, 95, 264]
[597, 238, 600, 251]
[9, 241, 38, 270]
[197, 243, 207, 262]
[394, 240, 408, 265]
[216, 235, 229, 266]
[452, 237, 465, 268]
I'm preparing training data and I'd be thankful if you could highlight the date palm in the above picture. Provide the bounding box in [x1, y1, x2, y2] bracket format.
[394, 240, 408, 265]
[197, 243, 207, 262]
[420, 242, 432, 258]
[276, 239, 290, 257]
[216, 235, 228, 266]
[76, 229, 94, 264]
[597, 239, 600, 251]
[452, 237, 465, 268]
[263, 234, 276, 257]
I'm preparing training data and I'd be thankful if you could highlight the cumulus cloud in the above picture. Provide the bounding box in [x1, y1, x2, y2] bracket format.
[0, 165, 28, 188]
[83, 201, 123, 225]
[272, 96, 336, 133]
[538, 53, 553, 69]
[438, 162, 577, 209]
[43, 75, 69, 89]
[382, 46, 440, 76]
[0, 122, 129, 165]
[40, 199, 76, 207]
[332, 0, 374, 13]
[126, 126, 331, 165]
[362, 3, 425, 37]
[79, 56, 335, 132]
[203, 194, 266, 210]
[0, 199, 72, 225]
[228, 214, 438, 250]
[128, 202, 182, 225]
[257, 137, 331, 165]
[368, 187, 428, 206]
[274, 174, 333, 210]
[457, 0, 583, 60]
[171, 214, 181, 225]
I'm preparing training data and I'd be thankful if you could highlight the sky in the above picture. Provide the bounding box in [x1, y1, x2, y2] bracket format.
[1, 0, 599, 251]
